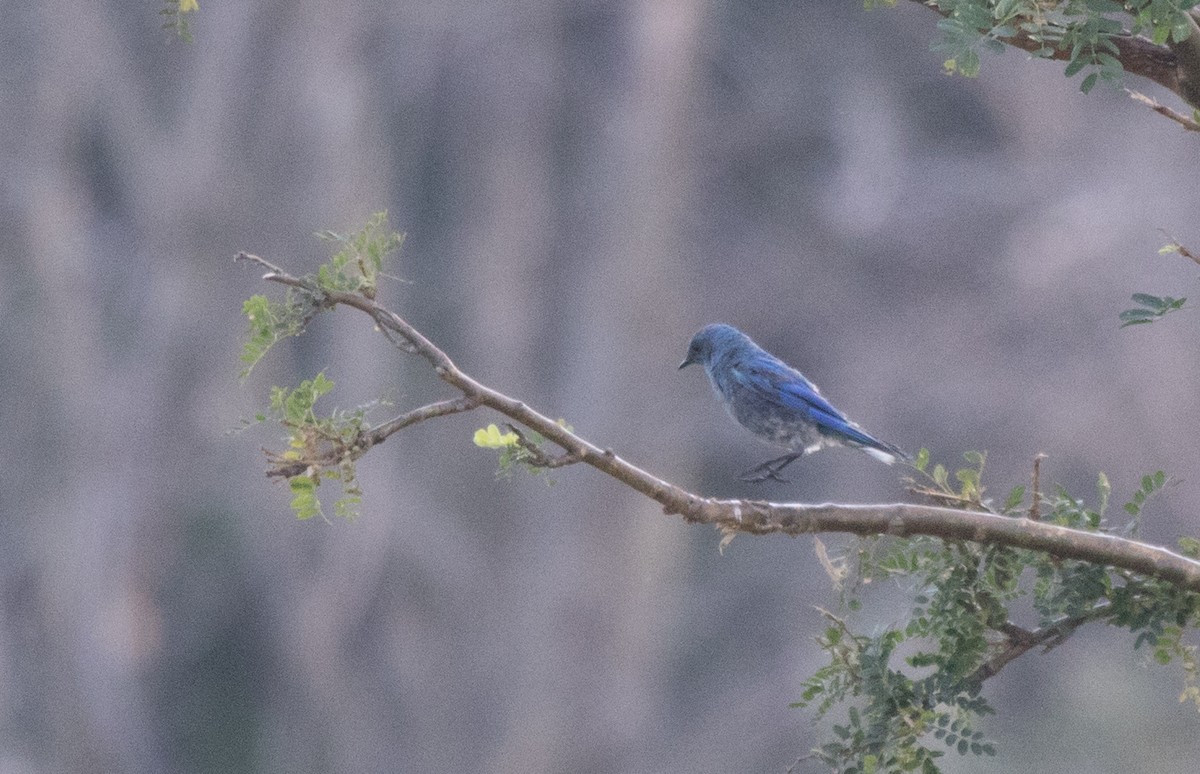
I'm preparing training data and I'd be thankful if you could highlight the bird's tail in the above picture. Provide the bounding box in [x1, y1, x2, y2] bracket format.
[862, 444, 904, 466]
[853, 434, 908, 466]
[826, 417, 908, 466]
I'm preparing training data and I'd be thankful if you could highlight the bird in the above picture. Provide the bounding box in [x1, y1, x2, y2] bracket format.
[679, 323, 905, 482]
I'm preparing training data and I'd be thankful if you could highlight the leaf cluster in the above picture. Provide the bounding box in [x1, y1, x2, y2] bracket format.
[473, 419, 576, 482]
[240, 213, 405, 518]
[797, 606, 996, 774]
[1118, 240, 1197, 327]
[798, 453, 1200, 772]
[905, 449, 988, 510]
[314, 211, 405, 300]
[239, 291, 317, 379]
[918, 1, 1200, 93]
[159, 0, 199, 43]
[1120, 292, 1187, 327]
[260, 373, 386, 521]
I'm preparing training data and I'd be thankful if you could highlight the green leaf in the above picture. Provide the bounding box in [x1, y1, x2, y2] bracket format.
[993, 0, 1020, 17]
[1080, 72, 1099, 93]
[1173, 19, 1195, 44]
[933, 464, 949, 489]
[1132, 293, 1168, 310]
[914, 448, 930, 472]
[1082, 0, 1123, 15]
[334, 494, 362, 520]
[1119, 309, 1156, 326]
[958, 49, 981, 78]
[1004, 485, 1025, 512]
[1096, 472, 1110, 517]
[288, 476, 322, 520]
[1095, 53, 1122, 72]
[982, 36, 1006, 54]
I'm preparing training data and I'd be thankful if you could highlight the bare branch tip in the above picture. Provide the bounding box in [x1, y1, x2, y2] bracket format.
[1125, 89, 1200, 131]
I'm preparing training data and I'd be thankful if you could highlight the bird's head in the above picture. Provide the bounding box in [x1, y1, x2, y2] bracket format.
[679, 323, 748, 370]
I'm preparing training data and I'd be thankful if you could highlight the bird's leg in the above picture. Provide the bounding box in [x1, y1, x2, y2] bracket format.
[739, 452, 804, 483]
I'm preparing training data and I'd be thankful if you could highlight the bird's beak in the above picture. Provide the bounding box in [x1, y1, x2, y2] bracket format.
[678, 357, 693, 370]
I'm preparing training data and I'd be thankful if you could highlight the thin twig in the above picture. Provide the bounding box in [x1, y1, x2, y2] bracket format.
[236, 251, 289, 279]
[504, 424, 585, 469]
[1157, 228, 1200, 266]
[367, 397, 480, 446]
[1030, 453, 1047, 521]
[1126, 90, 1200, 131]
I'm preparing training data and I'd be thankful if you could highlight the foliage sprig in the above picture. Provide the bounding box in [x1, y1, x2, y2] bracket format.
[796, 451, 1200, 772]
[879, 0, 1200, 125]
[159, 0, 199, 43]
[240, 213, 408, 518]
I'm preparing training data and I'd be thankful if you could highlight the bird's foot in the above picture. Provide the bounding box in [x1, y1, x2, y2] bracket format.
[739, 453, 803, 483]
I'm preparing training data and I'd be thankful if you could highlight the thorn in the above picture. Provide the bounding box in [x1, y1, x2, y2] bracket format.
[1030, 453, 1048, 521]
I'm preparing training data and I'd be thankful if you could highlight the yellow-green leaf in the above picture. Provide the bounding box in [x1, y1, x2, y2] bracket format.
[473, 423, 518, 448]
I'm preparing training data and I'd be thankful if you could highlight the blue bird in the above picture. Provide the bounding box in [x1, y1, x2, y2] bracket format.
[679, 323, 905, 482]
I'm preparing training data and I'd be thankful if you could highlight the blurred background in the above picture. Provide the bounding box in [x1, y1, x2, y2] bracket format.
[3, 0, 1200, 771]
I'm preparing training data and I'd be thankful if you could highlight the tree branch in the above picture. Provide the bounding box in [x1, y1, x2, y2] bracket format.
[237, 251, 1200, 593]
[262, 396, 479, 480]
[907, 0, 1200, 110]
[368, 397, 481, 446]
[970, 603, 1112, 685]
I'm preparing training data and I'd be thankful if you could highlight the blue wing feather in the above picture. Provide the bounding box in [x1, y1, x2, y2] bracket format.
[742, 356, 893, 451]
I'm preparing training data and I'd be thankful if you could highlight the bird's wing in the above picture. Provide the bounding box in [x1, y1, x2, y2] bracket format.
[740, 357, 886, 449]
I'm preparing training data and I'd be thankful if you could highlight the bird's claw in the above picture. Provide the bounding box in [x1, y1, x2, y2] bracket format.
[739, 453, 803, 483]
[740, 469, 789, 484]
